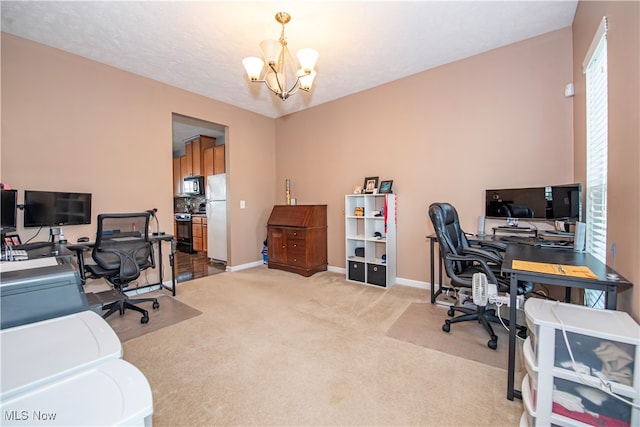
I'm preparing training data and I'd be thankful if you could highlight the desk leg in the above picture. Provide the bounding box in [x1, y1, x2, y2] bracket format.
[157, 240, 164, 283]
[507, 273, 520, 401]
[605, 285, 617, 310]
[430, 238, 436, 303]
[169, 251, 176, 296]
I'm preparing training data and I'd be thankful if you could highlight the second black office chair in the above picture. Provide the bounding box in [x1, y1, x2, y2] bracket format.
[428, 202, 531, 349]
[73, 212, 160, 324]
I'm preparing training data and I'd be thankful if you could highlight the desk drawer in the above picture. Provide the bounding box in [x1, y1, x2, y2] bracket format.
[287, 253, 308, 267]
[287, 238, 306, 254]
[285, 229, 306, 240]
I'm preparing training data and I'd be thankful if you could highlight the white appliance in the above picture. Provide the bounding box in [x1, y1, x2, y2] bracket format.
[206, 174, 227, 262]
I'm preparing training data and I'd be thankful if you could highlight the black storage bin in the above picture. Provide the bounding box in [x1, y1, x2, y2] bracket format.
[348, 261, 365, 282]
[367, 264, 387, 287]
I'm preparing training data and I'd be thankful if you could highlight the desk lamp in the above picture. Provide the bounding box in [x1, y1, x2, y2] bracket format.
[145, 208, 164, 236]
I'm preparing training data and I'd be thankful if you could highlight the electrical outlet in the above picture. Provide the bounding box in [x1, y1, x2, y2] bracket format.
[240, 200, 246, 209]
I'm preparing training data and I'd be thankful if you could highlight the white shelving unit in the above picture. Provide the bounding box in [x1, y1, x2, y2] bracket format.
[345, 194, 396, 288]
[521, 298, 639, 427]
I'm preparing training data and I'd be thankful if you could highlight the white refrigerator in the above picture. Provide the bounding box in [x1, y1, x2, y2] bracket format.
[205, 174, 227, 262]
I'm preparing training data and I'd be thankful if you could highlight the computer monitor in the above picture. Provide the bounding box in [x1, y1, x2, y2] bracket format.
[1, 189, 18, 233]
[23, 190, 92, 227]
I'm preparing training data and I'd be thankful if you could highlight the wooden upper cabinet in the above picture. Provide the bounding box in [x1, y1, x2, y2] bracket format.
[173, 157, 182, 196]
[184, 141, 194, 176]
[214, 144, 225, 175]
[186, 135, 216, 177]
[174, 136, 222, 194]
[203, 144, 226, 176]
[203, 147, 214, 177]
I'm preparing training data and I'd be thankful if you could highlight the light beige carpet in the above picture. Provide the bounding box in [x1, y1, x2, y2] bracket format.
[105, 294, 202, 342]
[387, 302, 510, 369]
[121, 267, 525, 426]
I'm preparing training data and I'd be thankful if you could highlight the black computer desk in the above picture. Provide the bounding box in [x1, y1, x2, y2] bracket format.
[68, 234, 177, 296]
[502, 244, 632, 401]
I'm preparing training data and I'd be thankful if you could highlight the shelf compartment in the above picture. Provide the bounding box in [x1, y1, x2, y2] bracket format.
[366, 264, 386, 287]
[348, 260, 365, 283]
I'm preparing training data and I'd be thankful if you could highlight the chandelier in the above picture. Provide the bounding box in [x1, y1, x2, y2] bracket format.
[242, 12, 319, 101]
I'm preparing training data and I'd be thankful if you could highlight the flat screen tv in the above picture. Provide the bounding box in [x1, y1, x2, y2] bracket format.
[485, 183, 582, 221]
[1, 189, 18, 233]
[24, 190, 92, 227]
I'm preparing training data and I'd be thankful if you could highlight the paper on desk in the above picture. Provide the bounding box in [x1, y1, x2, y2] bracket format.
[512, 260, 598, 279]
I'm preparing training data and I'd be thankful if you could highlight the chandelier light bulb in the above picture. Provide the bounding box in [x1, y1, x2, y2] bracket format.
[242, 11, 318, 101]
[297, 48, 319, 72]
[242, 57, 264, 81]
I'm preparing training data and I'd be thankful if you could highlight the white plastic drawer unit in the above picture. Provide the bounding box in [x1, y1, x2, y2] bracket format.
[1, 358, 153, 427]
[0, 310, 122, 400]
[522, 298, 639, 427]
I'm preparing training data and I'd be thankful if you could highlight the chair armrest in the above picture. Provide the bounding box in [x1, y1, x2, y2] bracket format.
[478, 241, 507, 251]
[444, 252, 500, 284]
[462, 246, 503, 265]
[66, 244, 91, 284]
[66, 244, 91, 253]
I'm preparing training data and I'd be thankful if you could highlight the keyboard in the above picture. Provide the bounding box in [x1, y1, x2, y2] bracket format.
[536, 241, 573, 249]
[16, 241, 53, 250]
[1, 249, 28, 261]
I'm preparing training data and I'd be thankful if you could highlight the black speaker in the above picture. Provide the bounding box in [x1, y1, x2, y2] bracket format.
[355, 247, 364, 257]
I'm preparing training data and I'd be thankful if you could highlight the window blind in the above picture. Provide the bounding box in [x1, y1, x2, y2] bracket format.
[584, 17, 608, 308]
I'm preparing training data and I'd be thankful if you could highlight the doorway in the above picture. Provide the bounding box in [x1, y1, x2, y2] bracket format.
[172, 113, 228, 283]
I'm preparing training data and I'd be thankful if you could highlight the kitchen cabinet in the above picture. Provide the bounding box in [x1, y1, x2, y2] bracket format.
[203, 144, 226, 177]
[184, 141, 193, 176]
[214, 144, 225, 174]
[203, 147, 214, 177]
[173, 157, 182, 196]
[173, 135, 217, 195]
[192, 215, 207, 253]
[266, 205, 327, 277]
[185, 135, 215, 177]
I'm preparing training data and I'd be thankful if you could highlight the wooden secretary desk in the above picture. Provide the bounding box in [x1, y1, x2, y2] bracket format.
[266, 205, 327, 277]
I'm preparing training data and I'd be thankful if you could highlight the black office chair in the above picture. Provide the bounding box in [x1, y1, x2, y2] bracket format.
[428, 202, 531, 349]
[498, 203, 534, 218]
[73, 212, 160, 324]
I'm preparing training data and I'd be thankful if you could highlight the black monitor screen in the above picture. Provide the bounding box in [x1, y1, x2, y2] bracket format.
[24, 190, 92, 227]
[1, 189, 18, 232]
[485, 183, 582, 221]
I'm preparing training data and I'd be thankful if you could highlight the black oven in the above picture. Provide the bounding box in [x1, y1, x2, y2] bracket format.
[175, 213, 195, 253]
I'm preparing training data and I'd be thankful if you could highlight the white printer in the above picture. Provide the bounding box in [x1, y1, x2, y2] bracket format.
[0, 310, 153, 426]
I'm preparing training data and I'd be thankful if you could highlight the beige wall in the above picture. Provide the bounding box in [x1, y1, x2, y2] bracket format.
[572, 1, 640, 320]
[1, 33, 276, 272]
[275, 28, 574, 284]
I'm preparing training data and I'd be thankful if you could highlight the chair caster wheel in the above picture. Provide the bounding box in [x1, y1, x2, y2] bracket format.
[442, 321, 451, 333]
[518, 328, 528, 339]
[447, 308, 455, 317]
[153, 301, 160, 309]
[141, 314, 149, 324]
[488, 339, 498, 350]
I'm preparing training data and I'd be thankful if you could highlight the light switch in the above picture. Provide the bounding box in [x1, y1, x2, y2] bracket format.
[240, 200, 246, 209]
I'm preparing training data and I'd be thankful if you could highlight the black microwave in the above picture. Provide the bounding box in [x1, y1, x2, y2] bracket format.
[183, 176, 204, 195]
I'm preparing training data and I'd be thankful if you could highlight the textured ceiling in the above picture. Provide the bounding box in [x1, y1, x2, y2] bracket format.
[2, 1, 577, 122]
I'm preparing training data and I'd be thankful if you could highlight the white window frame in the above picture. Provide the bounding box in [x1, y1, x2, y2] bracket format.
[583, 17, 608, 309]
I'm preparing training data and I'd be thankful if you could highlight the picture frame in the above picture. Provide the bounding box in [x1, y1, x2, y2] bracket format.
[4, 234, 21, 247]
[363, 177, 379, 194]
[378, 180, 394, 194]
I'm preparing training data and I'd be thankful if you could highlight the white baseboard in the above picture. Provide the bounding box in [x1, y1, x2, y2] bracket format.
[226, 262, 434, 293]
[227, 260, 265, 272]
[327, 265, 431, 290]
